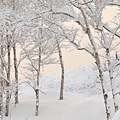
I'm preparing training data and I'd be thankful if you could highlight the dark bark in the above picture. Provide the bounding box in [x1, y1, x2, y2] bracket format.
[5, 36, 11, 116]
[35, 89, 39, 116]
[57, 40, 64, 100]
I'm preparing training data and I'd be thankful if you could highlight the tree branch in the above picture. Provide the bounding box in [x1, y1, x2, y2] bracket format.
[103, 24, 120, 38]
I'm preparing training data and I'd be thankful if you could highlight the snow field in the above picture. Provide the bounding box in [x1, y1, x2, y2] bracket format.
[5, 90, 107, 120]
[4, 65, 120, 120]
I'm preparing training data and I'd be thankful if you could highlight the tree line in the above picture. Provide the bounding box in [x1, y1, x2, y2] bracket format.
[0, 0, 120, 120]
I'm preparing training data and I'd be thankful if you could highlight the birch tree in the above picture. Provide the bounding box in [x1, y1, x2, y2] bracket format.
[5, 33, 11, 116]
[56, 39, 65, 100]
[48, 0, 120, 119]
[101, 30, 120, 112]
[0, 0, 39, 116]
[20, 23, 57, 115]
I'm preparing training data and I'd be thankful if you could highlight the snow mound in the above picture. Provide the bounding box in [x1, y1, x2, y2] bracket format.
[5, 90, 106, 120]
[41, 65, 101, 96]
[20, 64, 120, 97]
[5, 64, 120, 120]
[112, 110, 120, 120]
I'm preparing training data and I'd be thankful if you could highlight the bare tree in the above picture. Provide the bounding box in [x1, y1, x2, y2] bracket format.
[49, 0, 120, 119]
[56, 39, 65, 100]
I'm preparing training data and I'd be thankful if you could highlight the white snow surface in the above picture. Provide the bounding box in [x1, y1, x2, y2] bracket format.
[6, 90, 106, 120]
[112, 110, 120, 120]
[4, 65, 120, 120]
[40, 65, 102, 96]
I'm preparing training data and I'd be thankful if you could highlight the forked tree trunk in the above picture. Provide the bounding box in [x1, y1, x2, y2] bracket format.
[57, 40, 64, 100]
[5, 36, 11, 116]
[82, 21, 110, 119]
[80, 7, 111, 118]
[35, 46, 41, 116]
[13, 43, 19, 104]
[106, 48, 118, 112]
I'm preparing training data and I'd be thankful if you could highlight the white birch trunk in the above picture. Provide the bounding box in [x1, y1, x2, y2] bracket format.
[106, 48, 118, 112]
[57, 40, 64, 100]
[5, 35, 11, 116]
[35, 46, 41, 116]
[13, 43, 19, 104]
[76, 7, 111, 120]
[95, 52, 110, 120]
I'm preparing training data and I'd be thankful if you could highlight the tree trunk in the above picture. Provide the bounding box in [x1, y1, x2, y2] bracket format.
[95, 52, 110, 120]
[0, 36, 4, 119]
[57, 40, 64, 100]
[0, 81, 3, 119]
[83, 24, 111, 119]
[82, 15, 111, 119]
[106, 48, 118, 112]
[13, 43, 19, 104]
[5, 36, 11, 116]
[35, 46, 41, 116]
[35, 88, 39, 116]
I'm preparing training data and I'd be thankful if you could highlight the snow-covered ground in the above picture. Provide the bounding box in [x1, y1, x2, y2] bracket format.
[40, 65, 120, 96]
[40, 65, 101, 96]
[112, 110, 120, 120]
[5, 90, 106, 120]
[4, 65, 120, 120]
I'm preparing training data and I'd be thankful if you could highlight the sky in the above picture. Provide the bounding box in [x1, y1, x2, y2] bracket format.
[43, 6, 119, 73]
[12, 6, 119, 80]
[43, 47, 94, 73]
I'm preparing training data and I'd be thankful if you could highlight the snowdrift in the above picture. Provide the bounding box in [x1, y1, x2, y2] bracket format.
[4, 65, 120, 120]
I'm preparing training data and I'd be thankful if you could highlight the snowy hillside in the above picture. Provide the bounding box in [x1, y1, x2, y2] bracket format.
[40, 65, 101, 96]
[112, 110, 120, 120]
[19, 65, 102, 96]
[40, 65, 120, 96]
